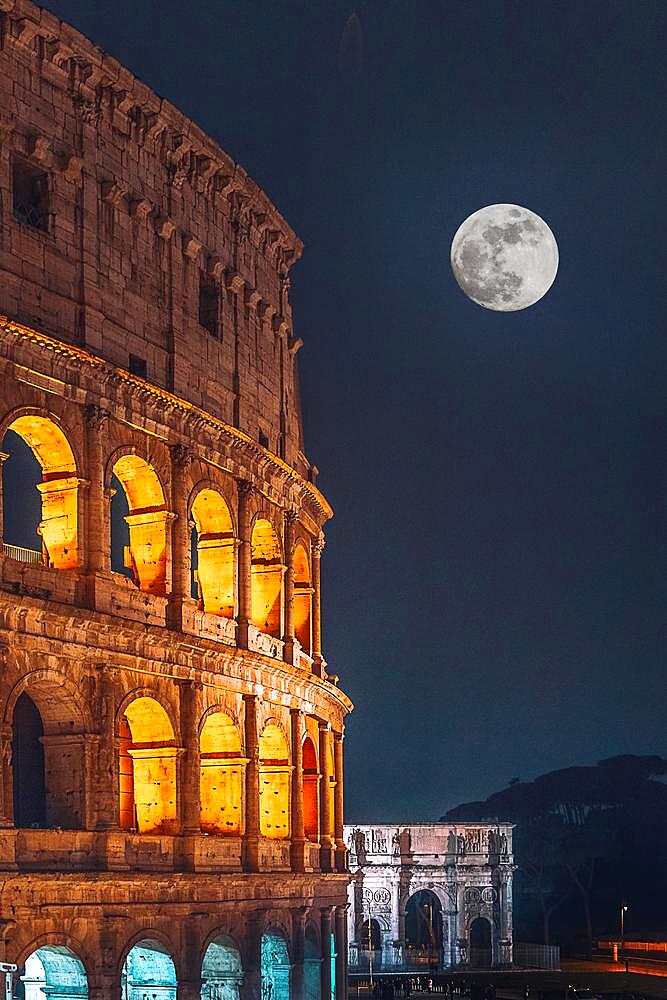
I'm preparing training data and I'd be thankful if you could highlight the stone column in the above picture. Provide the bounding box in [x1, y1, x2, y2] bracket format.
[282, 510, 298, 664]
[0, 722, 13, 828]
[240, 909, 265, 1000]
[95, 666, 118, 830]
[311, 533, 325, 676]
[290, 708, 306, 873]
[291, 905, 308, 1000]
[320, 907, 333, 1000]
[243, 693, 260, 872]
[236, 480, 254, 649]
[83, 404, 110, 577]
[169, 444, 192, 626]
[0, 451, 8, 547]
[319, 722, 334, 872]
[178, 680, 201, 841]
[333, 730, 346, 873]
[335, 905, 348, 1000]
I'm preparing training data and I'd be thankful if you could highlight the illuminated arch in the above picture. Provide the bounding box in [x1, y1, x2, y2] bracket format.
[121, 938, 177, 1000]
[110, 452, 168, 594]
[1, 413, 79, 569]
[258, 722, 290, 839]
[251, 517, 283, 637]
[292, 542, 313, 652]
[302, 735, 319, 841]
[201, 934, 243, 1000]
[405, 889, 443, 966]
[190, 486, 236, 617]
[469, 916, 492, 968]
[199, 710, 244, 836]
[120, 696, 177, 834]
[261, 929, 290, 1000]
[18, 944, 88, 999]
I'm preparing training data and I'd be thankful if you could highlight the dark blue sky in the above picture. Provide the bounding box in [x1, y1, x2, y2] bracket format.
[40, 0, 665, 820]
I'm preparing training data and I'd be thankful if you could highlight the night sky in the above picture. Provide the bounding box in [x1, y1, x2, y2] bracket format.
[37, 0, 665, 821]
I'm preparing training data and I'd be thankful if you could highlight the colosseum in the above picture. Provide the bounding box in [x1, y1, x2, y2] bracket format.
[0, 2, 352, 997]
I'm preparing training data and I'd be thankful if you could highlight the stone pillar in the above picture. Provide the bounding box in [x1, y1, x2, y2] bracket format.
[0, 451, 8, 547]
[290, 708, 306, 872]
[169, 444, 192, 626]
[319, 722, 334, 872]
[95, 666, 118, 830]
[320, 907, 333, 1000]
[178, 680, 201, 841]
[283, 510, 297, 664]
[236, 480, 254, 649]
[241, 909, 265, 1000]
[333, 730, 346, 873]
[335, 905, 348, 1000]
[83, 404, 110, 576]
[243, 693, 260, 872]
[0, 722, 13, 828]
[291, 905, 308, 1000]
[311, 533, 324, 676]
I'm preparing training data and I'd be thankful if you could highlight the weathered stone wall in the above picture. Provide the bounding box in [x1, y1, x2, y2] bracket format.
[0, 0, 309, 474]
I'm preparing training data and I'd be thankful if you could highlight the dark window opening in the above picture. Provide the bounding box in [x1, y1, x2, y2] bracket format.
[12, 692, 46, 828]
[12, 157, 49, 232]
[128, 354, 147, 378]
[259, 430, 269, 450]
[199, 276, 220, 338]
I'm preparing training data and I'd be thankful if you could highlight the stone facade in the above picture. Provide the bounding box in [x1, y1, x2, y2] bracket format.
[0, 2, 351, 997]
[344, 824, 514, 972]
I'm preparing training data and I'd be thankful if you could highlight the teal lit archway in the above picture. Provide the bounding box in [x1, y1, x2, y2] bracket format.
[121, 939, 177, 999]
[304, 925, 320, 1000]
[261, 930, 290, 1000]
[201, 934, 243, 1000]
[18, 944, 88, 998]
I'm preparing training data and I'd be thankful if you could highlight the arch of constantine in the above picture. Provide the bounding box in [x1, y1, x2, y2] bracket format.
[0, 1, 351, 996]
[345, 824, 514, 972]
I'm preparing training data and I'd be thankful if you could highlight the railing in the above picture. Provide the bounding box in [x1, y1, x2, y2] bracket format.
[1, 543, 43, 564]
[513, 942, 560, 970]
[248, 624, 284, 660]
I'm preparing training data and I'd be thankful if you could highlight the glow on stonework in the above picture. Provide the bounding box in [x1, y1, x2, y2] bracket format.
[258, 722, 290, 838]
[3, 415, 79, 569]
[251, 518, 283, 637]
[112, 453, 168, 594]
[122, 697, 178, 835]
[191, 487, 235, 616]
[199, 711, 244, 835]
[292, 542, 313, 652]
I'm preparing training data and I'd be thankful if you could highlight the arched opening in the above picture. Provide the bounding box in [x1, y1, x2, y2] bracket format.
[1, 416, 79, 569]
[258, 723, 289, 839]
[10, 679, 86, 830]
[358, 919, 382, 970]
[12, 692, 45, 828]
[405, 890, 443, 969]
[199, 712, 243, 836]
[190, 488, 235, 617]
[121, 939, 177, 1000]
[302, 735, 319, 841]
[17, 944, 88, 999]
[201, 934, 243, 1000]
[304, 925, 320, 1000]
[261, 930, 290, 1000]
[111, 454, 168, 594]
[469, 916, 492, 968]
[250, 518, 283, 637]
[120, 698, 177, 834]
[292, 543, 312, 652]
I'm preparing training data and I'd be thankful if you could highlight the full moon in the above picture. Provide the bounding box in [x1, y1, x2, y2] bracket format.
[450, 204, 558, 311]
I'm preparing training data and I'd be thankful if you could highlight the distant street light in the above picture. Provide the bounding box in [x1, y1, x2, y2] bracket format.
[620, 904, 628, 972]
